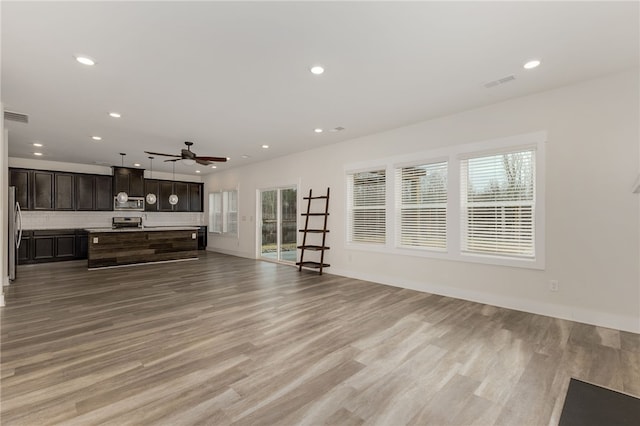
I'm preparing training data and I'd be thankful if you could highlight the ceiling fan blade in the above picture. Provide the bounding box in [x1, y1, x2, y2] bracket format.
[196, 156, 228, 162]
[144, 151, 181, 157]
[163, 158, 179, 162]
[196, 158, 212, 166]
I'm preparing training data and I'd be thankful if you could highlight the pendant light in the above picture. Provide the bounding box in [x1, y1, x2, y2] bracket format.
[116, 153, 128, 203]
[169, 161, 179, 205]
[145, 156, 157, 205]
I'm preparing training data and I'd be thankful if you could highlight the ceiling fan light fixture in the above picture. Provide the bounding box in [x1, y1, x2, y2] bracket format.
[181, 158, 196, 166]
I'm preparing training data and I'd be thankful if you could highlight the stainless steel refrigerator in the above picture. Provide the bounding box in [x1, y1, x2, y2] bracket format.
[8, 186, 23, 281]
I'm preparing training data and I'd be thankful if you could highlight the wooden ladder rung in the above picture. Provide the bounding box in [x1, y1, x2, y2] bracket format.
[298, 187, 330, 275]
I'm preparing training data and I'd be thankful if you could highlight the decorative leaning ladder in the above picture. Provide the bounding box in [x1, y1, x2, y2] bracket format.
[296, 187, 330, 275]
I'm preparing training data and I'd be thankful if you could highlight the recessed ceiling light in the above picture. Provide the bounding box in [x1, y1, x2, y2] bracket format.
[195, 170, 201, 173]
[314, 128, 323, 133]
[523, 59, 541, 70]
[261, 145, 269, 149]
[75, 55, 95, 66]
[310, 65, 324, 75]
[133, 163, 141, 167]
[34, 152, 43, 156]
[211, 165, 217, 169]
[33, 142, 43, 147]
[109, 112, 121, 118]
[92, 136, 102, 141]
[241, 154, 250, 158]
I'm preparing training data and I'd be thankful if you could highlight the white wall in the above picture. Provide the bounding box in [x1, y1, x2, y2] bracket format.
[205, 70, 640, 333]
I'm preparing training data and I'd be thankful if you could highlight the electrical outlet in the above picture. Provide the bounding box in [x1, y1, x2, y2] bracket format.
[93, 237, 99, 244]
[550, 280, 559, 292]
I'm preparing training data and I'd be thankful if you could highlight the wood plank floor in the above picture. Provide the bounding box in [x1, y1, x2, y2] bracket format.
[2, 251, 639, 425]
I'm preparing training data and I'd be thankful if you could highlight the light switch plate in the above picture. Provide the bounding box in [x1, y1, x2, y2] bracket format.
[93, 237, 99, 244]
[192, 233, 196, 239]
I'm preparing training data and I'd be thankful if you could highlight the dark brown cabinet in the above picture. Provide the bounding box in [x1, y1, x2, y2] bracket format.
[55, 173, 75, 210]
[33, 171, 54, 210]
[158, 181, 175, 212]
[76, 174, 113, 211]
[144, 179, 160, 212]
[189, 183, 202, 212]
[149, 180, 203, 212]
[23, 230, 79, 264]
[174, 182, 190, 212]
[76, 174, 95, 210]
[9, 169, 30, 209]
[9, 167, 202, 213]
[95, 175, 114, 210]
[17, 231, 32, 264]
[112, 166, 145, 197]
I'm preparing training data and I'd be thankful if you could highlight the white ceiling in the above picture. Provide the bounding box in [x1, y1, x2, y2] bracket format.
[2, 1, 638, 175]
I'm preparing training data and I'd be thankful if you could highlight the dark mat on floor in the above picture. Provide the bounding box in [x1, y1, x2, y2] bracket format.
[559, 378, 640, 426]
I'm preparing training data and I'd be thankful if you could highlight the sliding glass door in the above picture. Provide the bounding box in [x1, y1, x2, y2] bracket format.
[260, 186, 297, 263]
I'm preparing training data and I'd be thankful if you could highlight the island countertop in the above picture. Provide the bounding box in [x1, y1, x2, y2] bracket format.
[85, 226, 199, 233]
[87, 227, 199, 268]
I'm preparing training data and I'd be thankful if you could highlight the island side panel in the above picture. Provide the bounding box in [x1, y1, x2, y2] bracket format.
[88, 230, 198, 268]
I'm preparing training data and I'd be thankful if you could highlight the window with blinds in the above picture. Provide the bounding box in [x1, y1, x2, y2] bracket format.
[396, 161, 447, 250]
[209, 192, 222, 233]
[461, 148, 535, 258]
[347, 170, 386, 244]
[209, 189, 238, 235]
[223, 189, 238, 235]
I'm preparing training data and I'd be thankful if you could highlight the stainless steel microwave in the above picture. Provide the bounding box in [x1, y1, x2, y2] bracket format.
[114, 196, 145, 211]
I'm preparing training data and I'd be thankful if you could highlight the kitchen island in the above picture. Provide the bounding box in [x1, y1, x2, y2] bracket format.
[86, 226, 199, 268]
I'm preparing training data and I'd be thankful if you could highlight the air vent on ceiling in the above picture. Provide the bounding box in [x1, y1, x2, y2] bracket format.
[484, 75, 516, 89]
[4, 110, 29, 123]
[329, 126, 345, 132]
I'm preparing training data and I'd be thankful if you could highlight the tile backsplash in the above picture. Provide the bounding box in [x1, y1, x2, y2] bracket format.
[21, 211, 205, 230]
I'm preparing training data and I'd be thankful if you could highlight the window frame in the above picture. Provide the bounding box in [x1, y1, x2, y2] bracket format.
[208, 188, 239, 238]
[344, 131, 546, 270]
[345, 165, 389, 250]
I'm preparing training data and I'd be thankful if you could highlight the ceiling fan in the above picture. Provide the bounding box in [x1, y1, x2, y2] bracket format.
[144, 141, 227, 165]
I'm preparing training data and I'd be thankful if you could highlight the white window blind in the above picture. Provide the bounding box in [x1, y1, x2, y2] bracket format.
[347, 170, 386, 244]
[223, 189, 238, 235]
[461, 148, 535, 258]
[396, 161, 447, 250]
[209, 192, 222, 233]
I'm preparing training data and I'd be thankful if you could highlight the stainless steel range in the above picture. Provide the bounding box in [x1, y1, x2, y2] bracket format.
[112, 216, 142, 229]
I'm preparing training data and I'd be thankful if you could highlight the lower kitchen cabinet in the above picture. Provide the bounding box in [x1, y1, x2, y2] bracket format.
[17, 231, 32, 264]
[197, 226, 207, 250]
[19, 229, 87, 264]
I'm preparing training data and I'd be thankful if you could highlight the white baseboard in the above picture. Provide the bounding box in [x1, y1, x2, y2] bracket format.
[206, 247, 255, 260]
[327, 267, 640, 334]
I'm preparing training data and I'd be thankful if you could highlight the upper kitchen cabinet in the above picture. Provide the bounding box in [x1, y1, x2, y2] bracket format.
[33, 171, 54, 210]
[158, 181, 175, 212]
[54, 173, 75, 210]
[95, 175, 114, 210]
[112, 166, 144, 197]
[144, 179, 160, 212]
[174, 182, 190, 212]
[189, 183, 203, 212]
[76, 174, 114, 211]
[9, 168, 30, 209]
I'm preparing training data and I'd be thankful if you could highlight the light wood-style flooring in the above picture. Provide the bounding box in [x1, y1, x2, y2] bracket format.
[2, 251, 639, 425]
